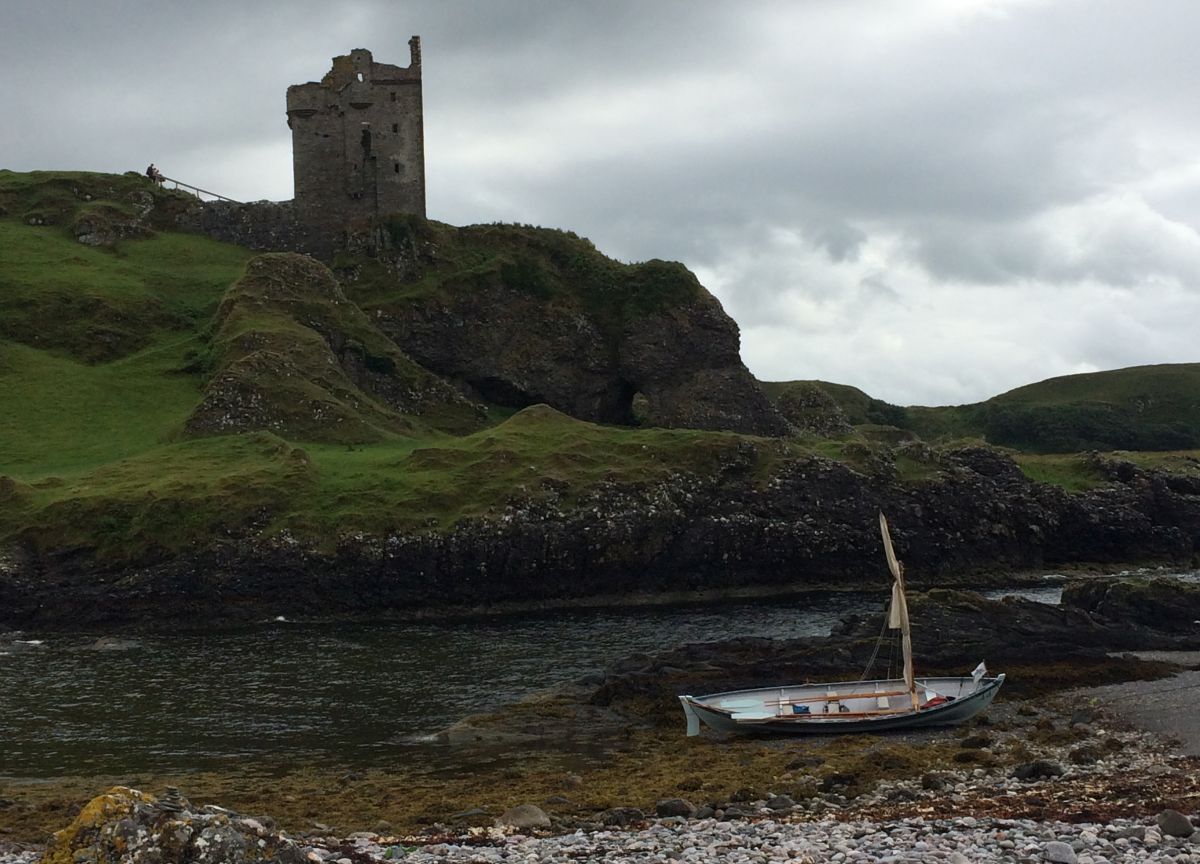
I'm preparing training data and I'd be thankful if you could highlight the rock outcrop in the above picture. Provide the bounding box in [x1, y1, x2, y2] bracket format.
[185, 253, 484, 441]
[772, 381, 854, 437]
[359, 225, 791, 437]
[3, 445, 1197, 628]
[42, 786, 305, 864]
[175, 207, 791, 437]
[1061, 577, 1200, 630]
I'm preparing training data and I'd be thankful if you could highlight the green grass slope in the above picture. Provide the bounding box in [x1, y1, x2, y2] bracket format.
[0, 174, 252, 477]
[907, 364, 1200, 452]
[760, 380, 908, 427]
[0, 171, 796, 560]
[764, 365, 1200, 453]
[1, 406, 803, 561]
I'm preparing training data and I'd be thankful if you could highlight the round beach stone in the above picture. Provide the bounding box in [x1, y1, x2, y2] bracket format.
[654, 798, 695, 818]
[1043, 840, 1078, 863]
[494, 804, 551, 830]
[1157, 808, 1196, 838]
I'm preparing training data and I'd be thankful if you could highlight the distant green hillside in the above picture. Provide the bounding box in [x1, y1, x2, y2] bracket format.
[764, 365, 1200, 452]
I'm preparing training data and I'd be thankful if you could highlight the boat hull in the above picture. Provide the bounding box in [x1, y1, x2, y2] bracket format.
[680, 674, 1004, 736]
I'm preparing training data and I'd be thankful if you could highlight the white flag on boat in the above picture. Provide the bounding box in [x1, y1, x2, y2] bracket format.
[972, 661, 987, 683]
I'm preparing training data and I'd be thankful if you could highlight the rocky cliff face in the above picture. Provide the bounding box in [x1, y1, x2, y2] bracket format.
[2, 450, 1196, 628]
[363, 225, 790, 437]
[172, 199, 792, 437]
[374, 284, 788, 437]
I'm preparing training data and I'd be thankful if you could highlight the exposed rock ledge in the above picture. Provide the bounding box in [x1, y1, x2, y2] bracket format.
[0, 449, 1197, 629]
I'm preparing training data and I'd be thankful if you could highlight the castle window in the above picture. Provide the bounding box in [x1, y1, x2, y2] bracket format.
[394, 163, 401, 174]
[357, 72, 364, 82]
[392, 123, 398, 133]
[390, 92, 397, 102]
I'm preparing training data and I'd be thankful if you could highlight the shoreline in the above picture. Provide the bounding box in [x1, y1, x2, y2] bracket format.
[4, 579, 1200, 860]
[3, 561, 1188, 635]
[4, 674, 1200, 862]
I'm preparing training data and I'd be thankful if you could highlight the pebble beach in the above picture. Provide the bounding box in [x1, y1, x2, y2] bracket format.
[309, 813, 1197, 864]
[6, 682, 1198, 864]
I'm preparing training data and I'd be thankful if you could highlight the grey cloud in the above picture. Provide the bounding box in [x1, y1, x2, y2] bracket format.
[4, 0, 1199, 404]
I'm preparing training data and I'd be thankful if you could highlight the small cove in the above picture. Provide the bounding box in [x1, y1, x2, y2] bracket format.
[0, 569, 1190, 778]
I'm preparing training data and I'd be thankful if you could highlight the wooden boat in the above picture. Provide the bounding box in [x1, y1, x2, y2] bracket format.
[679, 514, 1004, 736]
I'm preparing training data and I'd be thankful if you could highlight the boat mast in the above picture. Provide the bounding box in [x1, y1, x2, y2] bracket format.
[880, 513, 919, 712]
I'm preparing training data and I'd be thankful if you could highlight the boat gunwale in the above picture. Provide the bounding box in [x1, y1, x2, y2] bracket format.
[683, 674, 1005, 725]
[687, 674, 1002, 704]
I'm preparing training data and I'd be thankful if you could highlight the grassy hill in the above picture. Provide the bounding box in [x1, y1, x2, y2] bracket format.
[764, 365, 1200, 453]
[0, 171, 807, 561]
[912, 364, 1200, 452]
[0, 172, 253, 476]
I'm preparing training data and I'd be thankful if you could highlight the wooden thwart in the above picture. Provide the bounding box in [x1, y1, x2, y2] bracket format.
[760, 688, 913, 707]
[741, 707, 920, 723]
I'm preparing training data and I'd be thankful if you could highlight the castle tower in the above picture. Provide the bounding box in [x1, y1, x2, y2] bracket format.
[286, 39, 426, 239]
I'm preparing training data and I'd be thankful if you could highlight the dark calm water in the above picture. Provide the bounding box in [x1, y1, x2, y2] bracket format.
[0, 572, 1187, 778]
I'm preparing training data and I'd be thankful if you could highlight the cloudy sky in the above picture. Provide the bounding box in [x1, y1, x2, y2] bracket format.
[4, 0, 1198, 406]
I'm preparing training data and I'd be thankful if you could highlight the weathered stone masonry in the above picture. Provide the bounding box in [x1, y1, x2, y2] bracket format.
[176, 42, 427, 256]
[286, 39, 426, 237]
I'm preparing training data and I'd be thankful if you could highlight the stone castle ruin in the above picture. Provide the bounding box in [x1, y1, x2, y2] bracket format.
[177, 41, 427, 256]
[286, 39, 426, 236]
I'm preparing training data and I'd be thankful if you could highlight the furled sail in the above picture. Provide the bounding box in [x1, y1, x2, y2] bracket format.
[879, 513, 918, 711]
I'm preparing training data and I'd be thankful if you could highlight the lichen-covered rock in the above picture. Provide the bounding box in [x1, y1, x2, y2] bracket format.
[43, 786, 306, 864]
[72, 206, 153, 247]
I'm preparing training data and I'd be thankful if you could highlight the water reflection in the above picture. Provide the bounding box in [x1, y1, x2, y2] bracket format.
[0, 592, 873, 777]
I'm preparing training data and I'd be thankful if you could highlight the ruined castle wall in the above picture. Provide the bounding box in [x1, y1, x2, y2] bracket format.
[174, 200, 310, 253]
[286, 40, 425, 243]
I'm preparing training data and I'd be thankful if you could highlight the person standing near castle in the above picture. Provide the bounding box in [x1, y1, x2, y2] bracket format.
[145, 163, 164, 185]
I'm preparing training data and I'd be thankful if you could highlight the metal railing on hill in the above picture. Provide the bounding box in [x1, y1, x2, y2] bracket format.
[160, 176, 241, 204]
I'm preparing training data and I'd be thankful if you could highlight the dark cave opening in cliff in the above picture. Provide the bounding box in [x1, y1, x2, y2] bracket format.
[470, 376, 535, 410]
[609, 379, 648, 429]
